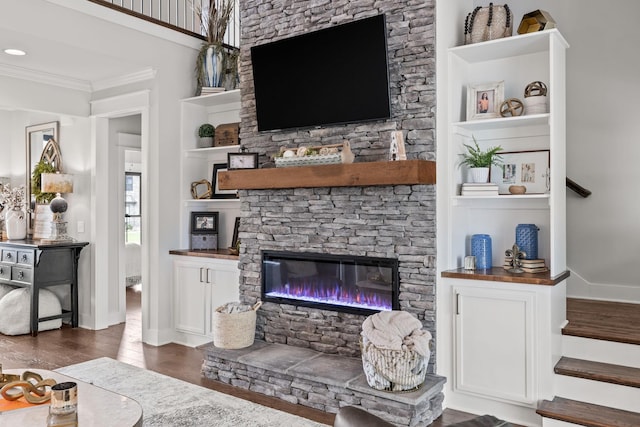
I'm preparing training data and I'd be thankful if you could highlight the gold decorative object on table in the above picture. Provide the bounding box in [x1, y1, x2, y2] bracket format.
[190, 179, 212, 199]
[499, 98, 525, 117]
[0, 370, 57, 404]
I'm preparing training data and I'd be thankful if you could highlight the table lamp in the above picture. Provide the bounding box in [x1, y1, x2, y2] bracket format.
[41, 172, 74, 242]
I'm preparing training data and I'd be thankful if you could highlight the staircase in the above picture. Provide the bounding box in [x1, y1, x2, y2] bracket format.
[537, 298, 640, 426]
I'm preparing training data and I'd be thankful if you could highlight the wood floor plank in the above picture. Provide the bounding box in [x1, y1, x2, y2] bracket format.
[563, 298, 640, 345]
[537, 396, 640, 427]
[555, 357, 640, 388]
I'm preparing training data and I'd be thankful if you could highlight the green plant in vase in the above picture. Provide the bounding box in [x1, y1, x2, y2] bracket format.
[459, 136, 502, 183]
[198, 123, 215, 148]
[31, 160, 57, 204]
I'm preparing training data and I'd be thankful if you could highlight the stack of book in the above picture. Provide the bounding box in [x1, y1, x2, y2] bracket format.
[461, 183, 499, 196]
[200, 87, 226, 95]
[504, 257, 549, 273]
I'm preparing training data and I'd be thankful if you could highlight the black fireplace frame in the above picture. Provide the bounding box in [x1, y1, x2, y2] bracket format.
[261, 250, 400, 315]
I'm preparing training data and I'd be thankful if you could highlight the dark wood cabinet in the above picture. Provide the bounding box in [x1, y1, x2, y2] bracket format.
[0, 240, 88, 336]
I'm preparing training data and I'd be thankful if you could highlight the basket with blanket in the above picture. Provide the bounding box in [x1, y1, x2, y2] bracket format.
[360, 311, 432, 392]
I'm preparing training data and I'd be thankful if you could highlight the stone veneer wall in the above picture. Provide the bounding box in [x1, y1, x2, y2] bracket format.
[236, 1, 437, 367]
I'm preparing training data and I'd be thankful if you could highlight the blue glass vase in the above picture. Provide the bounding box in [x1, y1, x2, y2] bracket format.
[471, 234, 492, 269]
[516, 224, 539, 260]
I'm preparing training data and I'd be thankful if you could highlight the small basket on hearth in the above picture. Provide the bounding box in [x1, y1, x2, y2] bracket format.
[212, 301, 262, 349]
[360, 311, 432, 392]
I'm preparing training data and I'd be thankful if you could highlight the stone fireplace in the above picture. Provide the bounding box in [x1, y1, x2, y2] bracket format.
[202, 0, 438, 424]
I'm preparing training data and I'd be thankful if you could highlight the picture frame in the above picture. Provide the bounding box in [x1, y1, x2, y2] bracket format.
[231, 217, 240, 248]
[211, 163, 238, 199]
[190, 211, 219, 234]
[227, 152, 259, 170]
[467, 81, 505, 120]
[490, 150, 551, 194]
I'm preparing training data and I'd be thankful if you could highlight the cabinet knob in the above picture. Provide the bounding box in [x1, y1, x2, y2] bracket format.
[18, 271, 24, 279]
[21, 254, 27, 262]
[5, 253, 11, 260]
[0, 267, 3, 274]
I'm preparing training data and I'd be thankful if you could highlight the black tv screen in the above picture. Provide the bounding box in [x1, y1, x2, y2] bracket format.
[251, 14, 391, 132]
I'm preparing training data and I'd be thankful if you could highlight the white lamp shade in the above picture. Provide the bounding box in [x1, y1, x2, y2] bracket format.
[41, 173, 73, 194]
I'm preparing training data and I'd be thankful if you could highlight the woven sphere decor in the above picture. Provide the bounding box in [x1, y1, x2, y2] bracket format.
[500, 98, 525, 117]
[524, 81, 548, 97]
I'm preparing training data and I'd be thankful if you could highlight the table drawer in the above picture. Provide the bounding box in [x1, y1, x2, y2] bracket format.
[1, 249, 17, 264]
[0, 264, 10, 280]
[17, 250, 34, 266]
[11, 266, 32, 284]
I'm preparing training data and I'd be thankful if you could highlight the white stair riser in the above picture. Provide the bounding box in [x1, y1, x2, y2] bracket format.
[554, 374, 640, 413]
[562, 335, 640, 368]
[542, 419, 581, 427]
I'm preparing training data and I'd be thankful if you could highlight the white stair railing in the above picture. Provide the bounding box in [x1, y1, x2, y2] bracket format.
[88, 0, 240, 47]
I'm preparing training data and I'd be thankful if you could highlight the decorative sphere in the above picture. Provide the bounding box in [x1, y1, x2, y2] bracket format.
[282, 150, 296, 158]
[49, 195, 68, 214]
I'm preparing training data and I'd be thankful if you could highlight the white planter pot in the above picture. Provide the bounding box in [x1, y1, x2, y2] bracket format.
[469, 167, 490, 183]
[523, 96, 547, 115]
[5, 208, 26, 240]
[198, 136, 214, 148]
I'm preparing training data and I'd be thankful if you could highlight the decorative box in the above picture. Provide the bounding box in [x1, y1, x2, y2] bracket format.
[214, 123, 240, 147]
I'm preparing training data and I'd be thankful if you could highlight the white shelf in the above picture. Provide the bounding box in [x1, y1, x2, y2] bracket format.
[452, 114, 549, 132]
[183, 199, 240, 207]
[181, 89, 241, 107]
[184, 145, 241, 158]
[453, 194, 549, 200]
[449, 29, 568, 64]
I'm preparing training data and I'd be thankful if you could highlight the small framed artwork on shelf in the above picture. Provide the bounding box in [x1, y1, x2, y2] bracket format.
[211, 163, 238, 199]
[230, 217, 241, 253]
[190, 211, 219, 234]
[490, 149, 550, 194]
[228, 152, 258, 170]
[467, 81, 504, 120]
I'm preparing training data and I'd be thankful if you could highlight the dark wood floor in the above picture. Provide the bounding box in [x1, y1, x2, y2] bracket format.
[0, 286, 479, 426]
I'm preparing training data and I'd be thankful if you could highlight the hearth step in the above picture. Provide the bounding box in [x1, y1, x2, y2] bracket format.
[555, 356, 640, 388]
[537, 396, 640, 427]
[563, 298, 640, 345]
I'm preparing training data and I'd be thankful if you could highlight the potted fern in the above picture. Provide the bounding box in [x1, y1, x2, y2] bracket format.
[459, 137, 503, 183]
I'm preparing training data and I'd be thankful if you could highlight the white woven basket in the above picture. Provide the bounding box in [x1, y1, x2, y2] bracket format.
[360, 334, 429, 392]
[212, 301, 262, 349]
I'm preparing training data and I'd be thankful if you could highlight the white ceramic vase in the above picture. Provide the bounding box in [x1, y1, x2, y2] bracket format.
[5, 208, 26, 240]
[470, 167, 490, 183]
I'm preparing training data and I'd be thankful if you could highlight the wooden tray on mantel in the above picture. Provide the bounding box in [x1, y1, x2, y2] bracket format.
[218, 159, 436, 190]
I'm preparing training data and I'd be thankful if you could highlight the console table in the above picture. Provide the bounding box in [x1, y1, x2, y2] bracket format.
[0, 240, 89, 336]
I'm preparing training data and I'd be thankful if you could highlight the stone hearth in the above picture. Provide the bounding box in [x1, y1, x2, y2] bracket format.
[203, 340, 445, 426]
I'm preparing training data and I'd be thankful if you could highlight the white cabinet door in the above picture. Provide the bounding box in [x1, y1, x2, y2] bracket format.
[454, 285, 536, 406]
[174, 260, 209, 336]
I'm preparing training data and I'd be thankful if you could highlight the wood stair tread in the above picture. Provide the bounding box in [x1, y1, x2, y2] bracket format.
[555, 357, 640, 388]
[537, 396, 640, 427]
[563, 298, 640, 345]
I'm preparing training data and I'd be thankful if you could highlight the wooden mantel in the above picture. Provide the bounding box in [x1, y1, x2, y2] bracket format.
[218, 159, 436, 190]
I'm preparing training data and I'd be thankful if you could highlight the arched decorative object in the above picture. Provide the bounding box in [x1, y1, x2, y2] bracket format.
[39, 137, 63, 172]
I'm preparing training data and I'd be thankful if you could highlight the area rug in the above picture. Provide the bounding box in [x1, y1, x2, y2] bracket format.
[56, 357, 329, 427]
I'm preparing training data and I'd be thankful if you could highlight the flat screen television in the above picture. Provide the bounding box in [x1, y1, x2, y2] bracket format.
[251, 14, 391, 132]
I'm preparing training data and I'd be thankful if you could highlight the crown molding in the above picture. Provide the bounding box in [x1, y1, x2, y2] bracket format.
[91, 68, 157, 92]
[0, 63, 91, 92]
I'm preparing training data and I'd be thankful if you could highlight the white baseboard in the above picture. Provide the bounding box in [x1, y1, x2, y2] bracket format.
[567, 269, 640, 303]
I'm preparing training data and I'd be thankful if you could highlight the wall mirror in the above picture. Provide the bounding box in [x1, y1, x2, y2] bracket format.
[25, 121, 60, 235]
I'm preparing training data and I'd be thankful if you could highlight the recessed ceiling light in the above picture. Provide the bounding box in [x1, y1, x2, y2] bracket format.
[4, 48, 26, 56]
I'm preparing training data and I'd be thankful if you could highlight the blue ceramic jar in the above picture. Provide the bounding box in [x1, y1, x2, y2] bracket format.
[471, 234, 492, 269]
[516, 224, 539, 260]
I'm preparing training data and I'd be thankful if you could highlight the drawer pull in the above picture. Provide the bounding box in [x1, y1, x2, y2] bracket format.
[5, 253, 11, 260]
[21, 254, 27, 262]
[18, 271, 24, 279]
[0, 267, 3, 275]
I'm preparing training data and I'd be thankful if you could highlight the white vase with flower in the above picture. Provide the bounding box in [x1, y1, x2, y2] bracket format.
[0, 185, 27, 240]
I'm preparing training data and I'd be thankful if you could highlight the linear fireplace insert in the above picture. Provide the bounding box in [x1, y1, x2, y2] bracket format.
[261, 250, 399, 315]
